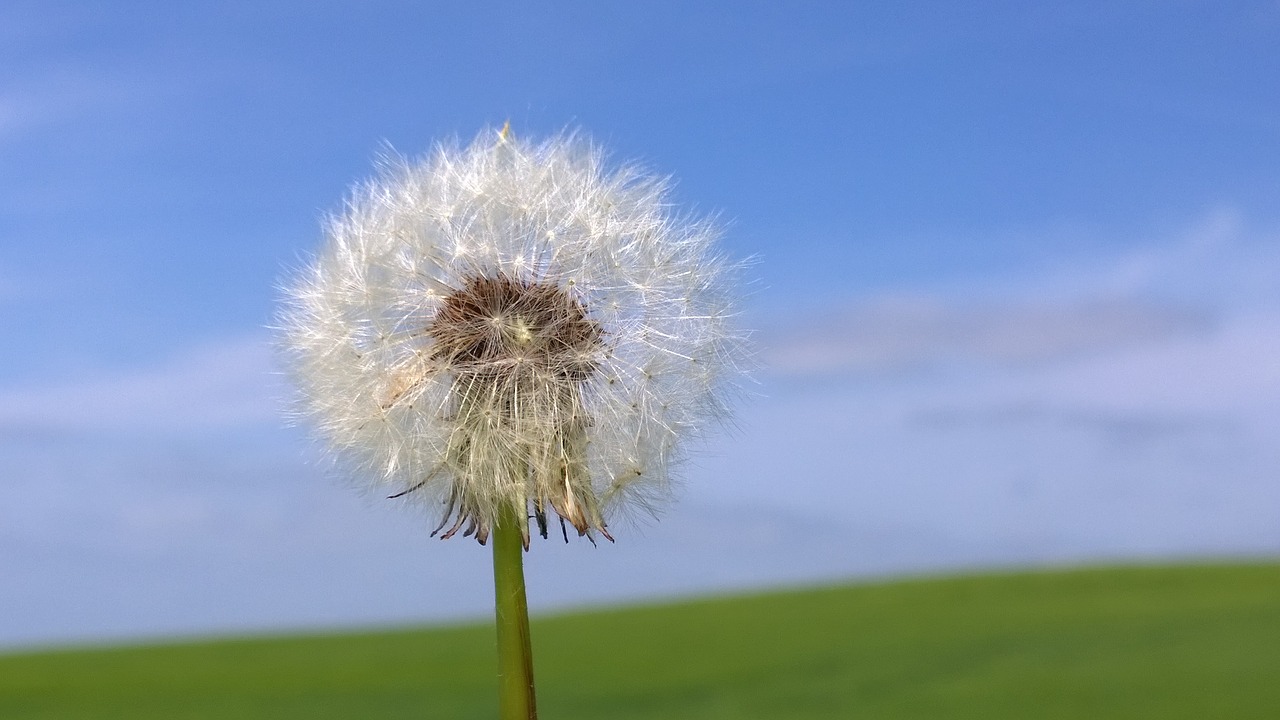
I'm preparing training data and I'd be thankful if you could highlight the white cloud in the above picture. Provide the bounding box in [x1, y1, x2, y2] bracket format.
[0, 266, 20, 303]
[0, 72, 114, 142]
[980, 311, 1280, 421]
[1002, 208, 1280, 307]
[764, 296, 1211, 377]
[0, 57, 194, 150]
[763, 210, 1280, 381]
[0, 335, 282, 435]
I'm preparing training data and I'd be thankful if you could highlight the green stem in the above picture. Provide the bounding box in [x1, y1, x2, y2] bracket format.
[493, 504, 537, 720]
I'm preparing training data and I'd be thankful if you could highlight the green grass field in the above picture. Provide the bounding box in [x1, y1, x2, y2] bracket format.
[2, 562, 1277, 719]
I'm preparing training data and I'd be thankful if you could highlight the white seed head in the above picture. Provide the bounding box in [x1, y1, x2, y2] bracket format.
[279, 128, 747, 546]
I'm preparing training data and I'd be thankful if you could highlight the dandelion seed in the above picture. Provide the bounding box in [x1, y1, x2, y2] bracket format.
[279, 127, 746, 547]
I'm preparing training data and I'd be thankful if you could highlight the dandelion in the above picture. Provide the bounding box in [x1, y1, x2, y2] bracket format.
[279, 125, 746, 718]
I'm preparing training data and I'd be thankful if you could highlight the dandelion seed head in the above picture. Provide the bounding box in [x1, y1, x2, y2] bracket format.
[279, 128, 746, 546]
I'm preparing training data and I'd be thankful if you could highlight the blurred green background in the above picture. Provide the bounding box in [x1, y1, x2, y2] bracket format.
[4, 562, 1276, 719]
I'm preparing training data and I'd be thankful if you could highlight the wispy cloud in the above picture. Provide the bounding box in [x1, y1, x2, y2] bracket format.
[764, 296, 1211, 377]
[763, 210, 1280, 380]
[0, 266, 21, 304]
[0, 335, 281, 436]
[911, 402, 1237, 449]
[1025, 209, 1280, 306]
[0, 69, 124, 143]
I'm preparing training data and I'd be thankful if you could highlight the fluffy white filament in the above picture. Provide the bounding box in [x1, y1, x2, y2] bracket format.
[279, 127, 745, 545]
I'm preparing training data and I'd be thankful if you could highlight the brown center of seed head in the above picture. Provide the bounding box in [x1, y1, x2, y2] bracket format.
[424, 273, 609, 546]
[428, 273, 600, 379]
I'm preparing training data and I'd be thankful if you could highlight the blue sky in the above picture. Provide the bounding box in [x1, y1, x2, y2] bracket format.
[3, 1, 1279, 648]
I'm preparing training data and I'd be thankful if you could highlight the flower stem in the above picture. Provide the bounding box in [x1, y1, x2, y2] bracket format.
[493, 504, 537, 719]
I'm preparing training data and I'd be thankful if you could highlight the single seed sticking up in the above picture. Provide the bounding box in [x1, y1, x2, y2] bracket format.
[426, 273, 609, 547]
